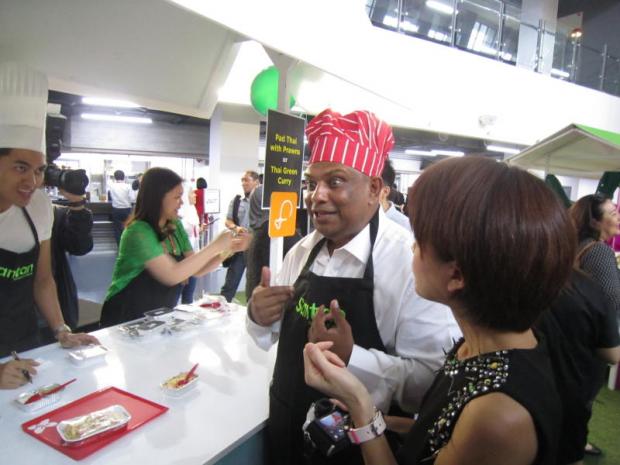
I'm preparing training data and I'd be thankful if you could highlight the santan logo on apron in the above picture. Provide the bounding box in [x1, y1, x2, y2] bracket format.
[294, 297, 346, 321]
[0, 264, 34, 281]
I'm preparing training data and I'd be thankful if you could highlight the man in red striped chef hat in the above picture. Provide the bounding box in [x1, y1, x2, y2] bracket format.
[246, 109, 460, 465]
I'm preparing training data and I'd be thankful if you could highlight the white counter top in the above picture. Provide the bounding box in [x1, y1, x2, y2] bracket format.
[0, 308, 276, 465]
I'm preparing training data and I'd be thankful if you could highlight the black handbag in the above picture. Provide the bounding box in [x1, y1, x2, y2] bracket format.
[222, 194, 242, 268]
[222, 252, 239, 267]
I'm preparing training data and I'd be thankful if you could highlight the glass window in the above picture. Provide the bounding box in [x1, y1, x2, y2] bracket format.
[500, 3, 520, 63]
[455, 0, 502, 58]
[603, 55, 620, 96]
[402, 0, 454, 44]
[551, 27, 573, 81]
[577, 45, 604, 90]
[366, 0, 400, 31]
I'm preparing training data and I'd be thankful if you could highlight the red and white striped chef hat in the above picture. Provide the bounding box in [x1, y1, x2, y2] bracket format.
[305, 109, 394, 177]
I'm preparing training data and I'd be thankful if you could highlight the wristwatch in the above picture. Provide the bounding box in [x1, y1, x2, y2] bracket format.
[53, 323, 72, 339]
[346, 410, 386, 445]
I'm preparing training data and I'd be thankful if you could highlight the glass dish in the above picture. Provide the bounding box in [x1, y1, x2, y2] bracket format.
[118, 319, 165, 338]
[143, 307, 175, 320]
[162, 316, 204, 335]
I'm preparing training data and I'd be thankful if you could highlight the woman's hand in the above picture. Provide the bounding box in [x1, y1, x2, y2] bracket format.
[303, 341, 374, 423]
[231, 230, 252, 253]
[59, 189, 85, 204]
[57, 331, 100, 348]
[211, 229, 234, 252]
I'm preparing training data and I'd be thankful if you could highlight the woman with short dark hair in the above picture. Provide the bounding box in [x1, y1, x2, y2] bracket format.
[304, 157, 575, 465]
[100, 168, 250, 327]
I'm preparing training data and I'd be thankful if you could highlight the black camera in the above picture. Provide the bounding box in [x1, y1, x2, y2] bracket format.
[44, 164, 89, 196]
[303, 398, 351, 457]
[45, 113, 89, 196]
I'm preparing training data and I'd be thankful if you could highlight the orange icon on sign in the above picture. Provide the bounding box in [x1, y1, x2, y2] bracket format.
[269, 192, 298, 238]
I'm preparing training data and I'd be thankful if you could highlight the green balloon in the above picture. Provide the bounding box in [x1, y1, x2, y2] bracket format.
[250, 66, 296, 116]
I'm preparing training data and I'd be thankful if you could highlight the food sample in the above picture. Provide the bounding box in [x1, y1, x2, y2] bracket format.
[57, 405, 131, 443]
[200, 301, 221, 309]
[162, 372, 198, 390]
[16, 384, 60, 405]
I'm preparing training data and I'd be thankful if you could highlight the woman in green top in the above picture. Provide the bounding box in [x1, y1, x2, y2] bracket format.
[100, 167, 249, 327]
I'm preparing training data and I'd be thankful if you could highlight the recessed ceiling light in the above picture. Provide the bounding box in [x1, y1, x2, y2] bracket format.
[82, 97, 140, 108]
[431, 149, 464, 157]
[81, 113, 152, 124]
[405, 149, 434, 156]
[486, 144, 521, 155]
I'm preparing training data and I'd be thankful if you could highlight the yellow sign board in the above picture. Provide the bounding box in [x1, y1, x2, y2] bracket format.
[269, 192, 298, 238]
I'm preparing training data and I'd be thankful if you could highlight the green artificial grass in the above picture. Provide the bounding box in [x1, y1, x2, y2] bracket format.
[585, 387, 620, 465]
[234, 291, 247, 305]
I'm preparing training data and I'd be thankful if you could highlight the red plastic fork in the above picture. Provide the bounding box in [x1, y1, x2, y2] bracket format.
[200, 301, 221, 309]
[25, 378, 77, 404]
[178, 363, 199, 387]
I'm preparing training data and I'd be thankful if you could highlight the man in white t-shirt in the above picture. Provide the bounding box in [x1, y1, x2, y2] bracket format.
[108, 169, 133, 244]
[0, 62, 98, 389]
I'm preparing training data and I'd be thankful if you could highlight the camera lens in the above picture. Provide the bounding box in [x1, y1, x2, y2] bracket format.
[44, 165, 89, 196]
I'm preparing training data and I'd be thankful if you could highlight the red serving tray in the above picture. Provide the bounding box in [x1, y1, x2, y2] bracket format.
[22, 386, 168, 461]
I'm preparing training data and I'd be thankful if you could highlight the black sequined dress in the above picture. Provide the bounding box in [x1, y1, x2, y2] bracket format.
[396, 337, 560, 465]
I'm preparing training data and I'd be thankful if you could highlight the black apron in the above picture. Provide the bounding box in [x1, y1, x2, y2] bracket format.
[269, 210, 385, 465]
[100, 234, 184, 328]
[0, 208, 41, 357]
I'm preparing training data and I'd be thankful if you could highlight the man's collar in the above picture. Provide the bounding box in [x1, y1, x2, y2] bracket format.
[340, 222, 372, 263]
[303, 208, 386, 263]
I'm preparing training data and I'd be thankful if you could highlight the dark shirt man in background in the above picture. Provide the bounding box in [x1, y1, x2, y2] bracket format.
[38, 189, 94, 344]
[51, 190, 93, 329]
[220, 170, 259, 302]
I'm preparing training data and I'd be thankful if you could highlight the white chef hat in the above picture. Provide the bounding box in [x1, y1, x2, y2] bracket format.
[0, 62, 48, 154]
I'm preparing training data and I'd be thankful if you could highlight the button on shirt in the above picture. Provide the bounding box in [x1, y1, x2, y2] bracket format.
[246, 208, 461, 412]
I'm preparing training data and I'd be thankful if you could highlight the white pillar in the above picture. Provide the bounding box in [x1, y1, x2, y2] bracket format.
[264, 48, 297, 280]
[198, 103, 260, 294]
[208, 102, 261, 232]
[516, 0, 559, 74]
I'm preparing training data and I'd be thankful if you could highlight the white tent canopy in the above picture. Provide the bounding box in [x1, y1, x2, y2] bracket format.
[506, 124, 620, 179]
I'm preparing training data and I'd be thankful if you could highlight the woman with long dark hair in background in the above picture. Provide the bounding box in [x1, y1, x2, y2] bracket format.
[566, 193, 620, 457]
[570, 193, 620, 326]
